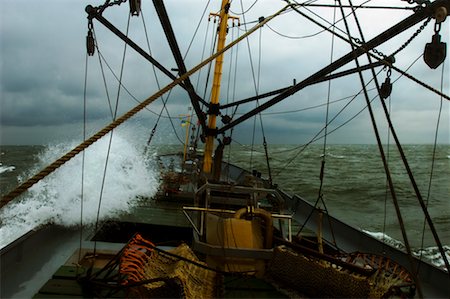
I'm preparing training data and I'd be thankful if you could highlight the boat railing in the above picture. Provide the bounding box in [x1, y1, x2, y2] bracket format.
[182, 206, 293, 242]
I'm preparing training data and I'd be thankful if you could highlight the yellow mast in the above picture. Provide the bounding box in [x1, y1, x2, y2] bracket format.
[202, 0, 230, 174]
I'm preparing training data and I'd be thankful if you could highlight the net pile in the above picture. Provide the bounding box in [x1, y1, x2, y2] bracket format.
[268, 246, 414, 298]
[119, 234, 219, 298]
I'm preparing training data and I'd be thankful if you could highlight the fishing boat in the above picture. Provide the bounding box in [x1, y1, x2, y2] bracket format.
[1, 0, 449, 298]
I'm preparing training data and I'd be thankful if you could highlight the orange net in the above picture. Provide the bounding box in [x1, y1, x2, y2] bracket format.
[119, 234, 219, 298]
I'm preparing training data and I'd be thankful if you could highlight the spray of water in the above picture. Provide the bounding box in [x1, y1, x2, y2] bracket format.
[0, 130, 160, 249]
[364, 230, 450, 272]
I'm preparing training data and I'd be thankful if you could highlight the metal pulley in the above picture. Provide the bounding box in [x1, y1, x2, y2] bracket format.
[423, 32, 447, 69]
[129, 0, 141, 16]
[379, 68, 392, 100]
[380, 77, 392, 99]
[434, 6, 447, 24]
[86, 28, 95, 56]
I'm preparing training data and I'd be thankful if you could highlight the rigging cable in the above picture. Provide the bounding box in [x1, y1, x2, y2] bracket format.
[96, 51, 167, 118]
[257, 27, 273, 185]
[224, 26, 237, 181]
[239, 0, 259, 170]
[183, 0, 212, 60]
[141, 9, 167, 148]
[0, 4, 291, 207]
[94, 31, 114, 119]
[195, 12, 212, 93]
[345, 0, 423, 294]
[78, 51, 89, 265]
[226, 27, 242, 181]
[239, 0, 272, 180]
[349, 0, 450, 277]
[140, 9, 184, 149]
[193, 16, 214, 148]
[274, 67, 384, 177]
[202, 17, 219, 107]
[95, 48, 195, 146]
[93, 13, 131, 258]
[229, 0, 259, 15]
[288, 1, 449, 103]
[417, 60, 446, 274]
[382, 67, 392, 251]
[315, 0, 338, 248]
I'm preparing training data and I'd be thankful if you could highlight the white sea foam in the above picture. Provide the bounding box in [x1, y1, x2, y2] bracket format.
[0, 130, 160, 249]
[364, 230, 450, 272]
[363, 230, 406, 250]
[0, 163, 16, 174]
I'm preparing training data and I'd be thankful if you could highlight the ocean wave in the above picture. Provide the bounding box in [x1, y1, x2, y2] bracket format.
[319, 153, 345, 159]
[0, 130, 160, 249]
[0, 163, 16, 174]
[363, 230, 405, 250]
[364, 230, 450, 272]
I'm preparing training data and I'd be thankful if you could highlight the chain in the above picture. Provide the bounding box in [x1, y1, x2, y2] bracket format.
[97, 0, 127, 14]
[391, 17, 431, 57]
[350, 16, 431, 61]
[401, 0, 429, 5]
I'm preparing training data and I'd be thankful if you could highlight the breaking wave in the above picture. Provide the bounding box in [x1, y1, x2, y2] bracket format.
[0, 163, 16, 174]
[0, 131, 160, 249]
[364, 230, 450, 272]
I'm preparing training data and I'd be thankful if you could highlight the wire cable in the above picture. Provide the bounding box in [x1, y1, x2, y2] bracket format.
[93, 13, 131, 257]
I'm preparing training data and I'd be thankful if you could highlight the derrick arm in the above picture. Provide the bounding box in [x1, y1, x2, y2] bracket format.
[85, 5, 209, 112]
[152, 0, 207, 131]
[217, 0, 450, 135]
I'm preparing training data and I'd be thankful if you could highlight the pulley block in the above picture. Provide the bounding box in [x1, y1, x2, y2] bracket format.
[221, 115, 231, 124]
[130, 0, 141, 17]
[423, 33, 447, 69]
[380, 77, 392, 100]
[86, 29, 95, 56]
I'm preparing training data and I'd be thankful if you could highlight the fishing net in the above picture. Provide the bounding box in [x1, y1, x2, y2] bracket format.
[268, 246, 415, 298]
[269, 246, 370, 297]
[119, 234, 219, 298]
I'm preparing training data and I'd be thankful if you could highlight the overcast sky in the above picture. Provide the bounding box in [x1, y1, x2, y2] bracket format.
[1, 0, 449, 146]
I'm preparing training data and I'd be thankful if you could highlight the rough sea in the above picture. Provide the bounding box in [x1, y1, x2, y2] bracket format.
[0, 137, 449, 270]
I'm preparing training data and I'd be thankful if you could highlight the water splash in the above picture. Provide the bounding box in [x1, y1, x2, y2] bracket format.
[364, 230, 450, 272]
[0, 131, 160, 249]
[0, 163, 16, 174]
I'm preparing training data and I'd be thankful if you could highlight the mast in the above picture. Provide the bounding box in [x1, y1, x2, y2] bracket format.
[202, 0, 231, 174]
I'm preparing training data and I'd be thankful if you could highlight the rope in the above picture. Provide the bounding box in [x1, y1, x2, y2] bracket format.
[183, 0, 212, 60]
[140, 9, 183, 149]
[272, 67, 384, 178]
[94, 31, 114, 119]
[382, 78, 392, 252]
[239, 0, 260, 170]
[256, 27, 273, 185]
[355, 1, 450, 279]
[229, 0, 259, 15]
[78, 52, 89, 264]
[93, 12, 131, 257]
[289, 0, 450, 103]
[0, 4, 290, 208]
[345, 1, 425, 295]
[315, 0, 338, 248]
[417, 61, 446, 274]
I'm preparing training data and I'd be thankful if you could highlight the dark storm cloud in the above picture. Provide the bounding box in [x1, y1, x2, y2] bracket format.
[0, 0, 448, 145]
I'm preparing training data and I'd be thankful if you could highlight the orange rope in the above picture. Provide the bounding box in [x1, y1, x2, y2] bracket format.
[120, 234, 155, 285]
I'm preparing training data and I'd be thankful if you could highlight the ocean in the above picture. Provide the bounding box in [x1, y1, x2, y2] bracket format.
[0, 138, 449, 269]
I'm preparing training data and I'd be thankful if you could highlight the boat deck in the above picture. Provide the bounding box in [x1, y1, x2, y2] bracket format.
[33, 267, 290, 298]
[32, 255, 291, 298]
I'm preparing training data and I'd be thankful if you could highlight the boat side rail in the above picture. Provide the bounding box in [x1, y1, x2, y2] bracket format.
[195, 181, 275, 196]
[285, 194, 450, 297]
[182, 206, 292, 242]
